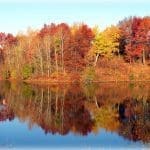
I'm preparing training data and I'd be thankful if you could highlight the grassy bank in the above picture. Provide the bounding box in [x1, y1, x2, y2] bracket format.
[94, 59, 150, 82]
[1, 58, 150, 84]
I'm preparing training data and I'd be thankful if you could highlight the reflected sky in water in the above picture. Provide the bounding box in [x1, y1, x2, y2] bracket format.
[0, 82, 149, 149]
[0, 118, 147, 149]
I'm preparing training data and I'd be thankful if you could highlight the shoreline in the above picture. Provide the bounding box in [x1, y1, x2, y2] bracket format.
[0, 78, 150, 84]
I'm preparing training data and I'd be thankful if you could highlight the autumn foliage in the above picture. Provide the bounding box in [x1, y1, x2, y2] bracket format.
[0, 16, 149, 81]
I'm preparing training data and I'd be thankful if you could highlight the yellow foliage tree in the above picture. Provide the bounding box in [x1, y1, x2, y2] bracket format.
[91, 25, 120, 66]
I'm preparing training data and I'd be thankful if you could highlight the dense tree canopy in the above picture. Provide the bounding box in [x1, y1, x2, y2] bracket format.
[90, 25, 120, 66]
[0, 16, 149, 80]
[119, 16, 150, 63]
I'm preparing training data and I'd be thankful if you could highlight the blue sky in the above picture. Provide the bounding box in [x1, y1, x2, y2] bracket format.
[0, 0, 149, 34]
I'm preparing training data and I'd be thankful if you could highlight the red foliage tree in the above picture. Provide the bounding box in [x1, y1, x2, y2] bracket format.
[125, 17, 143, 63]
[136, 17, 150, 64]
[0, 32, 17, 64]
[71, 24, 94, 71]
[0, 33, 7, 63]
[119, 17, 150, 63]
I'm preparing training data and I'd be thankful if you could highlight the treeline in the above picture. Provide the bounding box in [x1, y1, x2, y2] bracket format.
[0, 16, 150, 80]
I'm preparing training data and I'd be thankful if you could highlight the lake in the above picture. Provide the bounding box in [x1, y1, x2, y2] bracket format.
[0, 81, 149, 149]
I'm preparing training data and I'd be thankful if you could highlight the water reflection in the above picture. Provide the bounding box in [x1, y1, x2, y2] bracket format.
[0, 81, 149, 147]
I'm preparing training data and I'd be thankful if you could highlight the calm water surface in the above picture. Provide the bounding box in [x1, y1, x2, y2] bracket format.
[0, 81, 149, 149]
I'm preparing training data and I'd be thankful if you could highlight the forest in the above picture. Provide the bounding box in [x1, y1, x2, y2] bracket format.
[0, 16, 150, 82]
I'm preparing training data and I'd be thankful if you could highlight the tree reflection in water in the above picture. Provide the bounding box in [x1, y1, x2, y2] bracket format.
[118, 98, 150, 143]
[0, 81, 149, 143]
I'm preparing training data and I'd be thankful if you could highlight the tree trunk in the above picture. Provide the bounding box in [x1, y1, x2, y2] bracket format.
[75, 49, 77, 72]
[40, 50, 44, 76]
[61, 37, 65, 73]
[54, 47, 58, 75]
[49, 49, 51, 76]
[61, 89, 65, 133]
[37, 41, 44, 76]
[40, 88, 44, 114]
[94, 96, 99, 108]
[55, 88, 58, 116]
[142, 49, 146, 65]
[94, 53, 99, 67]
[47, 49, 51, 77]
[48, 40, 51, 77]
